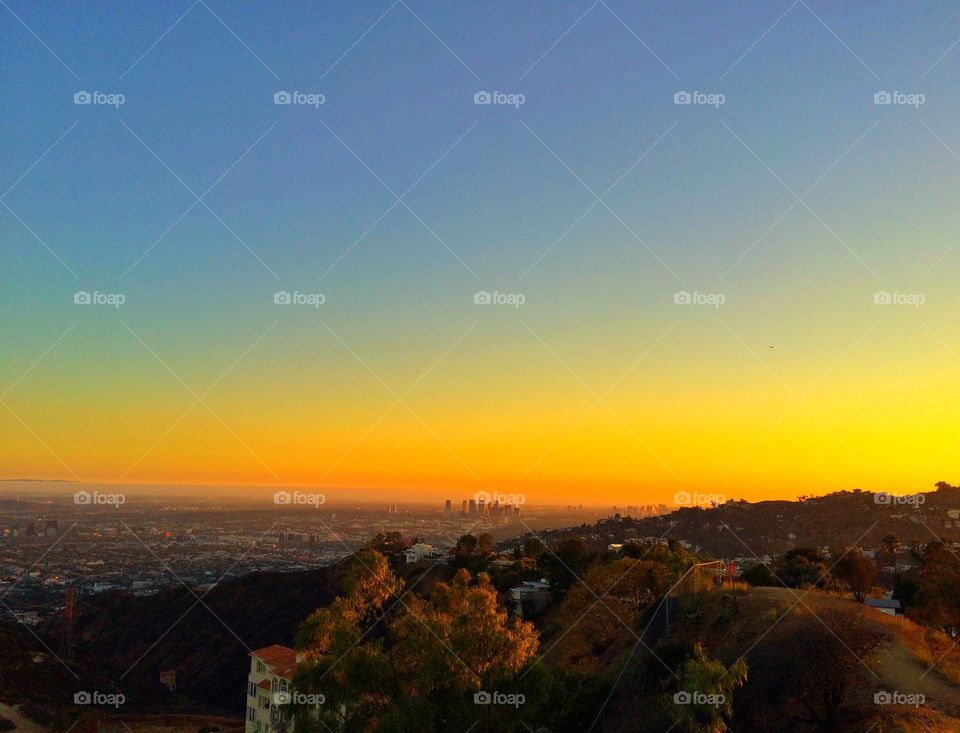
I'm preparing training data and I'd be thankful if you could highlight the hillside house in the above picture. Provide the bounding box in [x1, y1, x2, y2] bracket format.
[403, 542, 441, 563]
[509, 578, 552, 617]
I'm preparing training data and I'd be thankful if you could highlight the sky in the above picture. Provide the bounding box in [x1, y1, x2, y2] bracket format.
[3, 1, 960, 506]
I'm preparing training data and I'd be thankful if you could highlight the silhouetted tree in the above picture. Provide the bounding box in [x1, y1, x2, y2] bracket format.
[774, 548, 833, 589]
[456, 533, 478, 555]
[477, 532, 495, 554]
[522, 536, 546, 560]
[833, 550, 877, 602]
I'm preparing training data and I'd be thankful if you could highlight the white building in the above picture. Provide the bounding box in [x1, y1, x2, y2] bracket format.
[246, 645, 297, 733]
[403, 542, 440, 564]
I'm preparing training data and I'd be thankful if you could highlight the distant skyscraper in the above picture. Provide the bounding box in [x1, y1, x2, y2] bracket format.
[478, 497, 486, 516]
[444, 499, 452, 513]
[468, 499, 477, 515]
[462, 499, 468, 515]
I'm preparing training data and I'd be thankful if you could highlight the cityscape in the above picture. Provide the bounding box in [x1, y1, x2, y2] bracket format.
[0, 486, 646, 620]
[6, 1, 960, 731]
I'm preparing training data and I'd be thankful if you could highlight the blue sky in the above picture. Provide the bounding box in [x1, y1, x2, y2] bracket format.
[4, 2, 960, 501]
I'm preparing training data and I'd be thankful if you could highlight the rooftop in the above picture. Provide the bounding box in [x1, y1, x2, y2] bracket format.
[251, 644, 297, 679]
[865, 598, 902, 610]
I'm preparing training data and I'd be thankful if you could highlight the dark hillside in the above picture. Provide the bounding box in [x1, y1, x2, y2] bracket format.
[30, 564, 342, 717]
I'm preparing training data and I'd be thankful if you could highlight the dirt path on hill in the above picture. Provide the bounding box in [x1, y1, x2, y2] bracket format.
[876, 643, 960, 714]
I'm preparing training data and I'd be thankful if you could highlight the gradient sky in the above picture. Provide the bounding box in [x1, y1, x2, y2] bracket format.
[3, 1, 960, 505]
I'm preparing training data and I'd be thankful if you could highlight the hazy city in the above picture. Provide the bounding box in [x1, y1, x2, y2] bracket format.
[1, 483, 661, 617]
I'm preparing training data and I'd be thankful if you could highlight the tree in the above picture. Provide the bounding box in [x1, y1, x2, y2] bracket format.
[668, 643, 746, 733]
[292, 557, 539, 732]
[742, 562, 778, 587]
[541, 535, 591, 590]
[893, 571, 919, 611]
[552, 558, 671, 671]
[295, 549, 401, 657]
[477, 532, 495, 554]
[523, 536, 545, 560]
[391, 570, 537, 688]
[880, 533, 900, 556]
[456, 533, 478, 555]
[621, 542, 649, 559]
[909, 541, 960, 635]
[773, 548, 833, 589]
[368, 531, 404, 554]
[880, 533, 901, 569]
[833, 550, 877, 602]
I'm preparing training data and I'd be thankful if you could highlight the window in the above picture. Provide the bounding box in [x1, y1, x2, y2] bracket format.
[248, 680, 257, 698]
[256, 660, 266, 674]
[247, 706, 255, 722]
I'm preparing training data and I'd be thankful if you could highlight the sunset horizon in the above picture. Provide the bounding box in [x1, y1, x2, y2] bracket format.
[5, 4, 960, 730]
[5, 4, 960, 512]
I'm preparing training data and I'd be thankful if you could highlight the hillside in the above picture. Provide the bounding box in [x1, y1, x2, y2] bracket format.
[6, 555, 460, 728]
[7, 508, 960, 732]
[9, 564, 343, 723]
[521, 484, 960, 559]
[587, 586, 960, 732]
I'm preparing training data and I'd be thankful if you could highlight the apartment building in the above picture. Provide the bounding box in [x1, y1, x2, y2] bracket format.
[245, 645, 297, 733]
